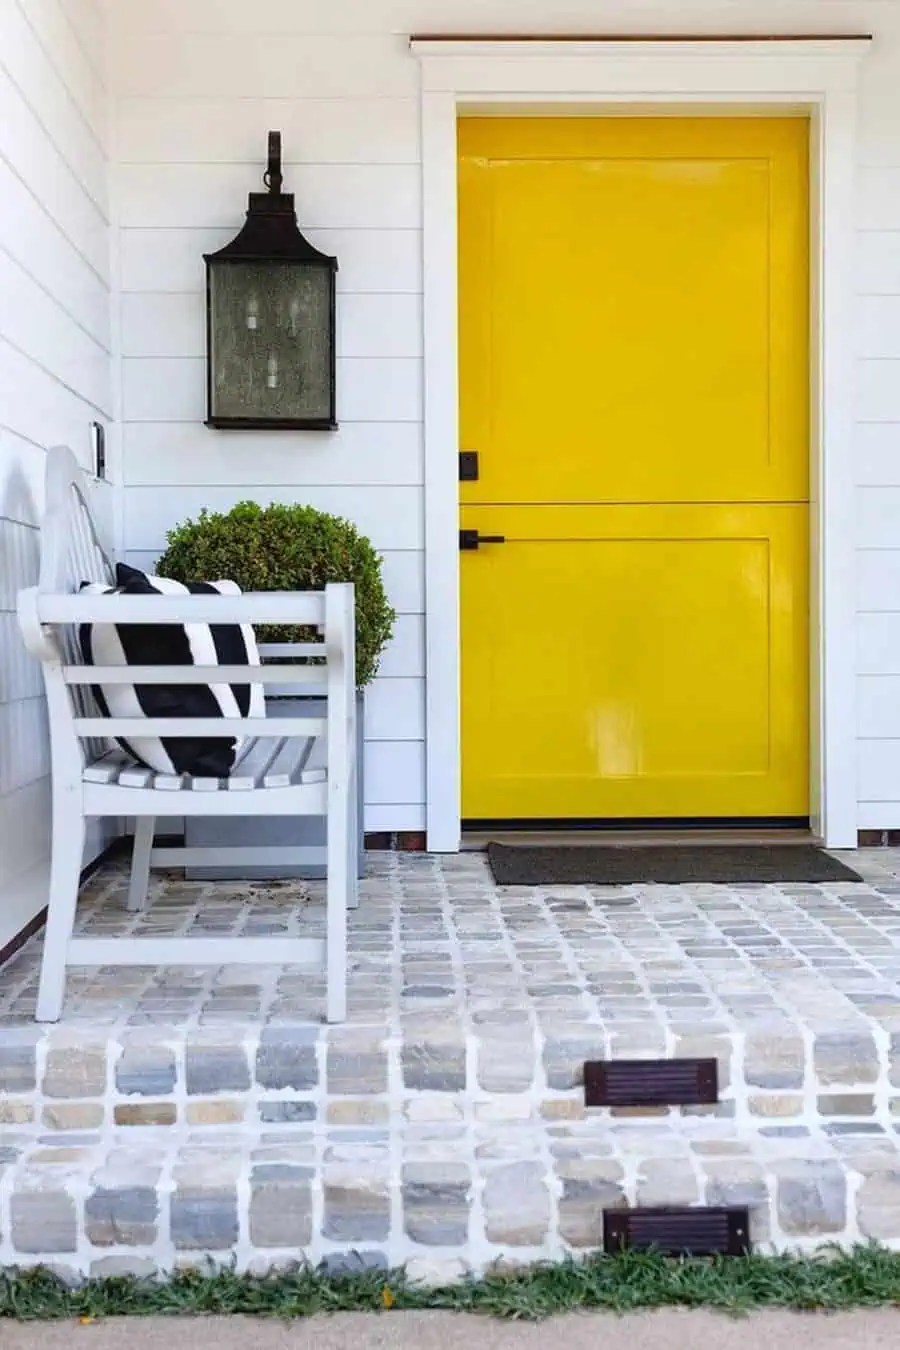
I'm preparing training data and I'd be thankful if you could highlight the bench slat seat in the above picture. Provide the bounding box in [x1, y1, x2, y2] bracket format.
[82, 736, 326, 792]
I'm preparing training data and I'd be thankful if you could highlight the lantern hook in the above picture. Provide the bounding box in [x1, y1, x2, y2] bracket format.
[263, 131, 283, 194]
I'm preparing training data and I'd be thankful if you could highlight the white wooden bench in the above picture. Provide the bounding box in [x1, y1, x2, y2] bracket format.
[17, 445, 357, 1024]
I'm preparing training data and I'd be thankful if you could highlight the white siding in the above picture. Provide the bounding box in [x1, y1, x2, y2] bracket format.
[108, 8, 429, 829]
[104, 0, 900, 833]
[0, 0, 111, 947]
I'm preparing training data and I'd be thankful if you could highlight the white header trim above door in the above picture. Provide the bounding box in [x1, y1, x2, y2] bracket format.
[414, 37, 870, 852]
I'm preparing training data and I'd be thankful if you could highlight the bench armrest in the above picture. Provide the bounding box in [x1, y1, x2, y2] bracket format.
[33, 589, 328, 627]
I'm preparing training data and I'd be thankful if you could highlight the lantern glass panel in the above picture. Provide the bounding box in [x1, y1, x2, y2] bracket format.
[208, 260, 333, 424]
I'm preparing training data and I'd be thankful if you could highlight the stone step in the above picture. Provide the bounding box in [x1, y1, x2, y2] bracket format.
[3, 1016, 896, 1139]
[2, 1108, 899, 1280]
[2, 1018, 900, 1279]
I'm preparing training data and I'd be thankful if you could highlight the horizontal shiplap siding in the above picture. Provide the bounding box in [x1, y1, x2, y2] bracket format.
[112, 23, 426, 829]
[858, 6, 900, 825]
[0, 0, 110, 931]
[109, 0, 900, 834]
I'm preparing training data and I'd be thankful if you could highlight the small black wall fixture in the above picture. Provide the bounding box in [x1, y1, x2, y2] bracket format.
[204, 132, 338, 430]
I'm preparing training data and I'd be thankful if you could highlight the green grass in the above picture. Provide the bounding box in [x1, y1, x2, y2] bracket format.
[5, 1246, 900, 1321]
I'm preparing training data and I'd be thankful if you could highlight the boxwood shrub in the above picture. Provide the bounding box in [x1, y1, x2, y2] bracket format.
[156, 500, 395, 688]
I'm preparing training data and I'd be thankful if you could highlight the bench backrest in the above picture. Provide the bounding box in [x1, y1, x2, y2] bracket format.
[38, 448, 114, 765]
[19, 445, 356, 789]
[41, 446, 114, 596]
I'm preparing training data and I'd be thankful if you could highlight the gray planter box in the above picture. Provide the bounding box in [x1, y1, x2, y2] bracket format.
[185, 691, 365, 881]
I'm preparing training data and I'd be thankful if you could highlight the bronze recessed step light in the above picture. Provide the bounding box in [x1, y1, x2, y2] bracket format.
[604, 1206, 751, 1257]
[584, 1058, 719, 1108]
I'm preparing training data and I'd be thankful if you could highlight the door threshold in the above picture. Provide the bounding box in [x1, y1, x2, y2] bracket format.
[462, 827, 818, 851]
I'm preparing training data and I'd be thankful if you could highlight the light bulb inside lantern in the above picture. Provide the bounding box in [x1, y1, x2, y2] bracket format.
[246, 294, 259, 331]
[267, 353, 279, 389]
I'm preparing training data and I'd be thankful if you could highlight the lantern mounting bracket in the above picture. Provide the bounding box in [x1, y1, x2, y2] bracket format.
[263, 130, 283, 195]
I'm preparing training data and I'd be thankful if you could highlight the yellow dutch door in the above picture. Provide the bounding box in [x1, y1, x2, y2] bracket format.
[458, 117, 809, 823]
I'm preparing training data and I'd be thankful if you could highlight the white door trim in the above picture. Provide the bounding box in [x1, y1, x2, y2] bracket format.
[413, 36, 870, 851]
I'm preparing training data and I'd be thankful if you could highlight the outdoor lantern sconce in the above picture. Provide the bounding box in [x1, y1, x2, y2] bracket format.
[204, 131, 338, 430]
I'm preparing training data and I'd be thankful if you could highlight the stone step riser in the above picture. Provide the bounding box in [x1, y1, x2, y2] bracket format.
[4, 1026, 898, 1139]
[2, 1119, 900, 1281]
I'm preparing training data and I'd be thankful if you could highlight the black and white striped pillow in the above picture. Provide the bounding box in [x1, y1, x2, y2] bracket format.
[79, 562, 264, 778]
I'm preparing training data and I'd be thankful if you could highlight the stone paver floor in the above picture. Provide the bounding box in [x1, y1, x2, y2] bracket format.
[4, 849, 900, 1275]
[2, 848, 900, 1034]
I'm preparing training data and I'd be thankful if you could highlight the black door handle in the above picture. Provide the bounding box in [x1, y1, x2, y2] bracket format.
[459, 529, 506, 551]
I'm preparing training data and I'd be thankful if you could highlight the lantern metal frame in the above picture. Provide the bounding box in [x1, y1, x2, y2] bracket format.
[203, 131, 338, 431]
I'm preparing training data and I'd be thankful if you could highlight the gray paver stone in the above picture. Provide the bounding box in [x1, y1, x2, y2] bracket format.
[744, 1032, 806, 1090]
[0, 1042, 36, 1093]
[185, 1044, 250, 1095]
[776, 1160, 847, 1236]
[323, 1173, 391, 1242]
[249, 1165, 313, 1248]
[11, 1192, 78, 1254]
[483, 1162, 551, 1246]
[85, 1186, 158, 1247]
[90, 1257, 159, 1278]
[814, 1032, 878, 1087]
[543, 1035, 604, 1090]
[403, 1163, 470, 1245]
[477, 1040, 535, 1093]
[322, 1252, 389, 1275]
[116, 1046, 177, 1096]
[255, 1029, 318, 1091]
[43, 1047, 106, 1099]
[402, 1041, 466, 1092]
[171, 1188, 239, 1249]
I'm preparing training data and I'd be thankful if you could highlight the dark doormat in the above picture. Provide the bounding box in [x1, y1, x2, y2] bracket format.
[486, 842, 863, 886]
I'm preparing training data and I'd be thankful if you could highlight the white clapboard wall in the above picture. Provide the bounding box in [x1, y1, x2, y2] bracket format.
[111, 13, 428, 832]
[0, 0, 113, 950]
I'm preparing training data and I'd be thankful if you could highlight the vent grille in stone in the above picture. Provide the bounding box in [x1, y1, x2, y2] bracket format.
[604, 1206, 750, 1257]
[584, 1057, 718, 1107]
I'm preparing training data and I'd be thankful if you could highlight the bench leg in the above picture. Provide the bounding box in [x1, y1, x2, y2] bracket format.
[127, 817, 155, 912]
[347, 760, 360, 911]
[326, 801, 349, 1025]
[36, 811, 86, 1023]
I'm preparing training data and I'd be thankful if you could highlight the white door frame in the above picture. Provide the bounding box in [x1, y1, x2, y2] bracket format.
[412, 37, 870, 852]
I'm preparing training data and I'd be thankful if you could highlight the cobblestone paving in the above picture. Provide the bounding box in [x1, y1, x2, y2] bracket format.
[3, 849, 900, 1278]
[5, 850, 900, 1032]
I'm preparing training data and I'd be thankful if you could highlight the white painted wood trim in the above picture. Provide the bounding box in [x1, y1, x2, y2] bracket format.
[63, 665, 325, 685]
[410, 38, 871, 62]
[67, 937, 325, 966]
[82, 781, 329, 816]
[422, 88, 462, 853]
[36, 593, 326, 626]
[73, 717, 326, 738]
[815, 87, 859, 848]
[0, 863, 50, 956]
[151, 846, 327, 867]
[414, 37, 869, 851]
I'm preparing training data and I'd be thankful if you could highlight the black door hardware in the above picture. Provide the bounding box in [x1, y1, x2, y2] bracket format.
[459, 529, 506, 551]
[459, 451, 479, 481]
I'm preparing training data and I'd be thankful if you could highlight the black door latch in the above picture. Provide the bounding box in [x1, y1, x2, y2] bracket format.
[459, 451, 479, 481]
[459, 529, 506, 551]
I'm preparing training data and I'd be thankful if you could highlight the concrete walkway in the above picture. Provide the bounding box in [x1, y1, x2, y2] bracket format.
[3, 1311, 899, 1350]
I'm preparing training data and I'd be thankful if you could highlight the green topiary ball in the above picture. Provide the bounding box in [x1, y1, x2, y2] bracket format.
[155, 500, 395, 688]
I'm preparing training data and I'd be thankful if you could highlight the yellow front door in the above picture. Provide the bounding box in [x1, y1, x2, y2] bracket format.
[459, 116, 809, 824]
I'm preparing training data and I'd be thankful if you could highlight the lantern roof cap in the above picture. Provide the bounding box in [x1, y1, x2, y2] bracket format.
[204, 132, 337, 268]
